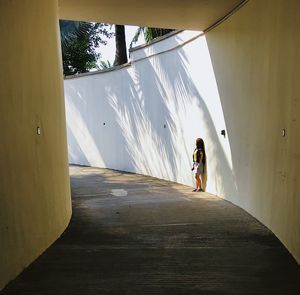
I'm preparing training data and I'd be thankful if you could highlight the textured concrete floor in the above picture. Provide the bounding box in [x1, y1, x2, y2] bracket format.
[2, 165, 300, 294]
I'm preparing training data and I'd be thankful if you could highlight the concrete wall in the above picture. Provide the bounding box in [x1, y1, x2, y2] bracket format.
[0, 0, 72, 289]
[59, 0, 245, 31]
[65, 0, 300, 263]
[206, 0, 300, 264]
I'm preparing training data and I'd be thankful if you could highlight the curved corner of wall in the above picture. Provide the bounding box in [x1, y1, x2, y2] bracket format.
[64, 0, 300, 264]
[0, 0, 72, 290]
[204, 0, 300, 263]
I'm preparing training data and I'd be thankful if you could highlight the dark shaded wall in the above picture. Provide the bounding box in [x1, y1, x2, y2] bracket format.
[0, 0, 72, 289]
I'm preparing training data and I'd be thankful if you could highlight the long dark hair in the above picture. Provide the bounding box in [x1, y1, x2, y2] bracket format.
[196, 138, 206, 164]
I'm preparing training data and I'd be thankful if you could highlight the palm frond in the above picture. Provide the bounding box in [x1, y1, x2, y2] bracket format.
[99, 60, 112, 70]
[129, 27, 144, 49]
[130, 26, 175, 48]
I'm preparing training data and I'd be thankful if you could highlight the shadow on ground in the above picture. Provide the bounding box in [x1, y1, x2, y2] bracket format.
[2, 165, 300, 295]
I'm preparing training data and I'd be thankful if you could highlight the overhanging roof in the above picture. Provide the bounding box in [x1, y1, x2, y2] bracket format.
[59, 0, 247, 31]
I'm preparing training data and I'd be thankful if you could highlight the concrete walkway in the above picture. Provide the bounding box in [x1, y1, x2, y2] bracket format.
[2, 165, 300, 294]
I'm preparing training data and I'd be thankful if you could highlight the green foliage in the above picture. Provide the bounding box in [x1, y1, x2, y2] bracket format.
[59, 21, 113, 76]
[130, 27, 175, 49]
[98, 60, 113, 70]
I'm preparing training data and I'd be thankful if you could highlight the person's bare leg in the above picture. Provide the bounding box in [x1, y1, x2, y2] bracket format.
[198, 175, 202, 191]
[195, 175, 200, 189]
[193, 175, 199, 191]
[200, 173, 204, 191]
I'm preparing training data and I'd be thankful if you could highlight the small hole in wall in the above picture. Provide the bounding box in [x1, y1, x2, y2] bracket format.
[164, 124, 166, 128]
[103, 123, 106, 126]
[282, 129, 286, 137]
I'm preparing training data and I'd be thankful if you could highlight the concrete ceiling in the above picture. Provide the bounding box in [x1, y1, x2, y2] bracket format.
[58, 0, 247, 31]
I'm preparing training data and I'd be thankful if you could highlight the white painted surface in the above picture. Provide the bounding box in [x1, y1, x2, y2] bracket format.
[130, 31, 201, 62]
[110, 189, 128, 197]
[65, 30, 231, 196]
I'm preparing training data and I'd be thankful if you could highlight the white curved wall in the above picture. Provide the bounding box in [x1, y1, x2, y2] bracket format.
[64, 0, 300, 263]
[65, 31, 232, 194]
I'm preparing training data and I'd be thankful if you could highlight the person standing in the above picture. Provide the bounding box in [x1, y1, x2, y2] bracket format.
[191, 138, 206, 192]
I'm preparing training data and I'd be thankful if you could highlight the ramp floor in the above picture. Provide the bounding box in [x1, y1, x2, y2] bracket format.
[2, 165, 300, 294]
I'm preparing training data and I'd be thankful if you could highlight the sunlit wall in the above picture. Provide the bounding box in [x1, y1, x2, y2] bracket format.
[65, 0, 300, 264]
[65, 31, 232, 195]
